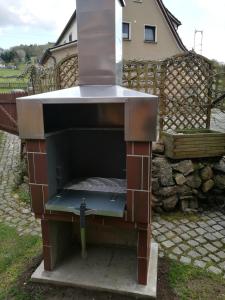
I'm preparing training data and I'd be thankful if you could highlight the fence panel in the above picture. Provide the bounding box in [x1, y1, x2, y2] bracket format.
[0, 92, 28, 135]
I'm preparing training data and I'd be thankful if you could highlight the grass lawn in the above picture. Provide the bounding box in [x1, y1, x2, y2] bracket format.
[0, 64, 26, 77]
[0, 223, 41, 300]
[168, 260, 225, 300]
[0, 63, 28, 92]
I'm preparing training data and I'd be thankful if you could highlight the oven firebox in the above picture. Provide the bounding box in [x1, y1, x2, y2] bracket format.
[16, 0, 158, 287]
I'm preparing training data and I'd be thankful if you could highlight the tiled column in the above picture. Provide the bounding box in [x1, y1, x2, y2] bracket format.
[26, 139, 49, 215]
[126, 142, 152, 285]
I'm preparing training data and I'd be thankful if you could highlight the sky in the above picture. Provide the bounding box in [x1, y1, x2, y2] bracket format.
[0, 0, 224, 63]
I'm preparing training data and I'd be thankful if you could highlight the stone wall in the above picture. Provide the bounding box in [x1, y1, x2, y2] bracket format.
[152, 142, 225, 212]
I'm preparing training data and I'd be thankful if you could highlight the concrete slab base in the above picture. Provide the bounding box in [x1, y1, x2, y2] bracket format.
[31, 242, 158, 299]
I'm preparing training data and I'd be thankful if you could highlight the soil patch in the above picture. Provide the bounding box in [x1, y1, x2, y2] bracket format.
[8, 256, 178, 300]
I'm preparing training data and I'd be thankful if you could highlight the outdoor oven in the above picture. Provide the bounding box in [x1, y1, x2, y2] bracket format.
[16, 0, 158, 286]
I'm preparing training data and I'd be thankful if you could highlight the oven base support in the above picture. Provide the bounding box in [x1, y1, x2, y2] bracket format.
[32, 242, 158, 299]
[41, 220, 73, 270]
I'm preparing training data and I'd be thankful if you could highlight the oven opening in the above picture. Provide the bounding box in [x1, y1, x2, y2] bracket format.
[44, 104, 126, 219]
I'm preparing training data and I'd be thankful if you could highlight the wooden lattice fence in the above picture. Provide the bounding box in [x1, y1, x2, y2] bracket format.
[31, 52, 218, 132]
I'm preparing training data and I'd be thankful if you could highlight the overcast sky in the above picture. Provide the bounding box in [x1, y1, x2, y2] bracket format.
[0, 0, 224, 63]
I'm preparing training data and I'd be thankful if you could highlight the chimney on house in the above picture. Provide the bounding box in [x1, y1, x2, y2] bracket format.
[76, 0, 125, 86]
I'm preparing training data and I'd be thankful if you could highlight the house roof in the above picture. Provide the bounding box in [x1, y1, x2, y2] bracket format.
[40, 40, 77, 65]
[55, 0, 125, 46]
[42, 0, 186, 63]
[156, 0, 187, 51]
[55, 10, 76, 46]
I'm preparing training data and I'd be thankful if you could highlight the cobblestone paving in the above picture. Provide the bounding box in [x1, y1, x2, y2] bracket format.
[0, 131, 41, 236]
[152, 212, 225, 277]
[0, 131, 225, 277]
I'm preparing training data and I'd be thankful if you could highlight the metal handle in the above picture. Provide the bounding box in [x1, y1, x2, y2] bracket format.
[80, 198, 87, 258]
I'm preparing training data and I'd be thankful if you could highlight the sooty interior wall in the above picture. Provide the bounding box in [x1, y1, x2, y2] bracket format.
[71, 130, 126, 179]
[46, 129, 126, 197]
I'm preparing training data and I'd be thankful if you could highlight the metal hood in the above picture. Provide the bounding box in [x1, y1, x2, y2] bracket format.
[76, 0, 125, 85]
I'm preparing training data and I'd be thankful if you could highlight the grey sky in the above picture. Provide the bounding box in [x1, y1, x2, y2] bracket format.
[0, 0, 224, 63]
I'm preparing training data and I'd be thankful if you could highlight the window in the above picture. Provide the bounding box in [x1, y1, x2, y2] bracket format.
[144, 25, 156, 42]
[123, 22, 131, 40]
[69, 33, 72, 42]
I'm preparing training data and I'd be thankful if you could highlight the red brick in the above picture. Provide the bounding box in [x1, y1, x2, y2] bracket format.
[138, 258, 149, 285]
[34, 153, 48, 184]
[26, 140, 40, 152]
[143, 157, 150, 191]
[126, 142, 133, 155]
[41, 220, 50, 246]
[126, 190, 133, 222]
[27, 153, 35, 183]
[42, 185, 49, 203]
[39, 140, 47, 153]
[138, 230, 149, 258]
[43, 245, 52, 271]
[133, 142, 150, 155]
[127, 156, 142, 190]
[134, 191, 149, 224]
[30, 184, 44, 214]
[103, 217, 135, 229]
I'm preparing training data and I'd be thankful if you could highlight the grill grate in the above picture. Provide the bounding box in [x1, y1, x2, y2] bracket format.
[64, 177, 126, 194]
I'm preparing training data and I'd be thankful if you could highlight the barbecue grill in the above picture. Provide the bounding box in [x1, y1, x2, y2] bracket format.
[16, 0, 158, 285]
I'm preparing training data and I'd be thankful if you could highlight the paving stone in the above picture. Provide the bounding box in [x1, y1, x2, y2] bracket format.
[219, 262, 225, 271]
[180, 225, 190, 232]
[203, 257, 212, 263]
[188, 230, 198, 238]
[187, 240, 199, 247]
[172, 237, 183, 244]
[162, 240, 175, 249]
[217, 251, 225, 259]
[213, 224, 224, 231]
[152, 222, 161, 229]
[204, 233, 217, 241]
[157, 235, 167, 242]
[194, 260, 206, 268]
[197, 221, 208, 228]
[204, 226, 215, 233]
[196, 246, 208, 256]
[172, 247, 182, 255]
[195, 227, 206, 235]
[180, 233, 191, 241]
[188, 250, 201, 258]
[213, 232, 224, 239]
[158, 227, 168, 233]
[152, 229, 160, 236]
[169, 253, 178, 260]
[207, 266, 222, 275]
[213, 241, 223, 248]
[159, 251, 164, 258]
[208, 254, 220, 263]
[165, 231, 175, 239]
[204, 243, 218, 252]
[180, 219, 189, 224]
[194, 236, 207, 244]
[180, 256, 191, 264]
[179, 244, 190, 252]
[173, 227, 183, 235]
[187, 222, 197, 229]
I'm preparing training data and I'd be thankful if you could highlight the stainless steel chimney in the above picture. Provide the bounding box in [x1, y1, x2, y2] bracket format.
[76, 0, 125, 85]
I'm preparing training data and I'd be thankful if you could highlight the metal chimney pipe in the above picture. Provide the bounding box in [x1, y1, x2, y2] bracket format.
[76, 0, 125, 86]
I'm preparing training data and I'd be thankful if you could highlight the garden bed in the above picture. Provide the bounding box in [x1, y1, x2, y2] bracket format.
[162, 129, 225, 159]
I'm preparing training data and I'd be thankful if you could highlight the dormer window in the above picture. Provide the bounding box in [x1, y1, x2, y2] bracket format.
[123, 22, 131, 40]
[144, 25, 157, 43]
